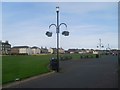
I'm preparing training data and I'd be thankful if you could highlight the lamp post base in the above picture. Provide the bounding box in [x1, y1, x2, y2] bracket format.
[56, 62, 59, 72]
[56, 68, 59, 72]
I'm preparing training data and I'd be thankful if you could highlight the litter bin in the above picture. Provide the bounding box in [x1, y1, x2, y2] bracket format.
[96, 54, 99, 58]
[50, 58, 58, 70]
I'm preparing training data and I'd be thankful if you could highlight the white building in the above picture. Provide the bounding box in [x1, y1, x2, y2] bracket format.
[12, 46, 32, 55]
[41, 47, 48, 54]
[48, 48, 65, 54]
[59, 48, 65, 54]
[48, 48, 55, 54]
[93, 51, 99, 54]
[31, 46, 41, 54]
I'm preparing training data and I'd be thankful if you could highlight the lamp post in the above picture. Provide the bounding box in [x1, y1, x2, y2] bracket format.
[97, 38, 104, 57]
[106, 44, 111, 54]
[46, 6, 69, 72]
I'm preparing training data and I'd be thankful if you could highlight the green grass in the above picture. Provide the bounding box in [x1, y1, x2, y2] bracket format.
[70, 54, 82, 59]
[0, 56, 2, 85]
[2, 55, 53, 84]
[60, 53, 97, 60]
[2, 53, 97, 84]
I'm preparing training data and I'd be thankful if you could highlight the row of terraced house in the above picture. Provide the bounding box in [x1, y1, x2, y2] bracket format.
[0, 41, 65, 55]
[0, 41, 118, 55]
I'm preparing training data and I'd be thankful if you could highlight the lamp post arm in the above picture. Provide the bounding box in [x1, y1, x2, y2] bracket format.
[49, 24, 57, 29]
[59, 23, 67, 29]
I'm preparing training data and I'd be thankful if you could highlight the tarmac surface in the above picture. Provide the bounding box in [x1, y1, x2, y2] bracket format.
[3, 55, 118, 88]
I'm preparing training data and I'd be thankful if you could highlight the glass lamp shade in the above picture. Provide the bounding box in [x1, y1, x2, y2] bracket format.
[62, 31, 69, 36]
[46, 31, 52, 37]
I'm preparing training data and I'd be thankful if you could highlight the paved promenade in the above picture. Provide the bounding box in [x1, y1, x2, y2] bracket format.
[3, 55, 118, 88]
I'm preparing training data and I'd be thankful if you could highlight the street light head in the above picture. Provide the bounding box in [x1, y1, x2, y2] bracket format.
[56, 6, 59, 12]
[62, 31, 69, 36]
[46, 31, 52, 37]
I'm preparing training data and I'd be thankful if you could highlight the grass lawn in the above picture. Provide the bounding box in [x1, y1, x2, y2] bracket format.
[62, 53, 97, 59]
[2, 53, 97, 84]
[2, 55, 53, 84]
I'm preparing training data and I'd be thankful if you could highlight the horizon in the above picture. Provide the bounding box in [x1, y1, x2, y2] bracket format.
[1, 40, 118, 50]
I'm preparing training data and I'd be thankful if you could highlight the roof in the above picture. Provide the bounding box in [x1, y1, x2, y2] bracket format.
[2, 43, 11, 45]
[31, 46, 39, 49]
[12, 46, 29, 48]
[51, 48, 57, 50]
[50, 48, 64, 50]
[68, 49, 78, 51]
[2, 41, 11, 45]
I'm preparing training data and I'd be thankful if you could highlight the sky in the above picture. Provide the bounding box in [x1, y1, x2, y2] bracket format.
[1, 1, 118, 50]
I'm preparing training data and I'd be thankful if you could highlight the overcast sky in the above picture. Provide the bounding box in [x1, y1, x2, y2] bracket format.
[2, 1, 118, 50]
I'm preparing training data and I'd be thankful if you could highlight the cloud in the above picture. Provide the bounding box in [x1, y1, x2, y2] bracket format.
[60, 32, 118, 49]
[68, 24, 117, 36]
[1, 0, 119, 2]
[2, 19, 57, 47]
[59, 2, 117, 15]
[2, 17, 118, 49]
[3, 26, 118, 50]
[2, 2, 118, 49]
[55, 23, 118, 49]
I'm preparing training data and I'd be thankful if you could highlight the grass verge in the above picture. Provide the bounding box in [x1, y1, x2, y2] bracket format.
[2, 55, 52, 84]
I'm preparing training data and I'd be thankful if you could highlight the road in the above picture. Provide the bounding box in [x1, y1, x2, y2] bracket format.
[3, 55, 118, 88]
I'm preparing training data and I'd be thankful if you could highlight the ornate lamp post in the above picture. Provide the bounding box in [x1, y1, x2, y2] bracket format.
[46, 6, 69, 72]
[97, 38, 104, 57]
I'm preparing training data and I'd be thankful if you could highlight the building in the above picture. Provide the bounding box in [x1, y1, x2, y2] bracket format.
[11, 46, 32, 55]
[48, 48, 56, 54]
[41, 47, 48, 54]
[31, 46, 41, 54]
[48, 48, 65, 54]
[0, 41, 11, 55]
[11, 47, 19, 55]
[78, 49, 85, 54]
[68, 49, 79, 54]
[59, 48, 65, 54]
[93, 51, 99, 54]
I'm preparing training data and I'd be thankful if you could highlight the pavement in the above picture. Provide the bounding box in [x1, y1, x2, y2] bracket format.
[2, 55, 118, 88]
